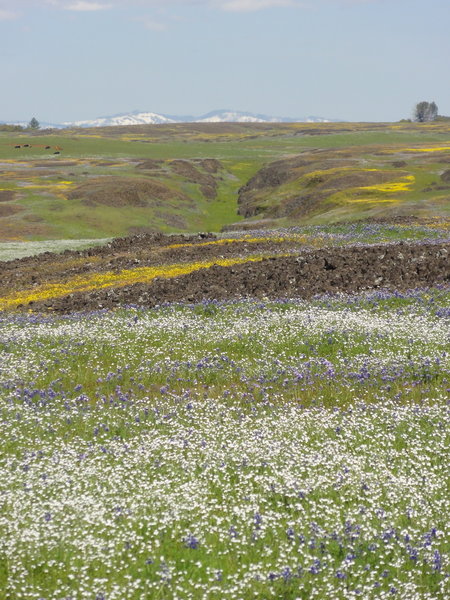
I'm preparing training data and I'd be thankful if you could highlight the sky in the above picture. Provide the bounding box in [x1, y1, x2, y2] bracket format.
[0, 0, 449, 123]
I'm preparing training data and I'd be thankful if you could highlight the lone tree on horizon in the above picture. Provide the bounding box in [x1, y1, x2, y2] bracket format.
[414, 101, 438, 122]
[27, 117, 40, 130]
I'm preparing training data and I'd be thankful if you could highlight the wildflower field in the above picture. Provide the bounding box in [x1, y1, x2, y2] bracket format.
[0, 119, 449, 598]
[1, 282, 449, 599]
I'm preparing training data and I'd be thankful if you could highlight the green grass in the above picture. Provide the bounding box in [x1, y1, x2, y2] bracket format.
[2, 125, 449, 162]
[0, 238, 111, 261]
[6, 288, 449, 406]
[1, 287, 449, 598]
[1, 121, 449, 240]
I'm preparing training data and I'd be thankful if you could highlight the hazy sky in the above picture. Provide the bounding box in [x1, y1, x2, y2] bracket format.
[0, 0, 449, 123]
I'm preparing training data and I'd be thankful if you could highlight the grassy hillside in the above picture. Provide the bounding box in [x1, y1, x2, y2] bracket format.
[0, 121, 449, 240]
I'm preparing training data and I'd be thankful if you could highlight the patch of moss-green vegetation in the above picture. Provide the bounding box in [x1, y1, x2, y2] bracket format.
[0, 238, 110, 261]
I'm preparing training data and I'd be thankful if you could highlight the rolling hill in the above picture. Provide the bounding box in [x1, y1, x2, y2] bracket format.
[0, 120, 449, 241]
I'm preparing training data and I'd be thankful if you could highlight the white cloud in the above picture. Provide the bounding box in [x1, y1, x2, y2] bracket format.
[0, 8, 18, 19]
[135, 15, 166, 30]
[216, 0, 296, 10]
[0, 0, 384, 17]
[0, 0, 112, 10]
[65, 1, 111, 10]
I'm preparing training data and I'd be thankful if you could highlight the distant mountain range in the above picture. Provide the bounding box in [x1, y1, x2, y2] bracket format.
[3, 109, 337, 129]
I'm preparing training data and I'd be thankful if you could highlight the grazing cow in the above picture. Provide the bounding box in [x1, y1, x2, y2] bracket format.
[14, 145, 21, 148]
[53, 151, 60, 155]
[23, 144, 30, 148]
[45, 146, 51, 149]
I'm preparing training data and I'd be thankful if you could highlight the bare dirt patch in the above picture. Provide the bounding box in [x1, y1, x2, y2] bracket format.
[32, 161, 78, 168]
[0, 191, 16, 202]
[153, 212, 187, 229]
[0, 204, 23, 217]
[441, 169, 450, 183]
[2, 169, 59, 178]
[137, 158, 222, 200]
[317, 170, 406, 191]
[196, 159, 222, 173]
[0, 221, 50, 240]
[136, 159, 164, 171]
[68, 177, 193, 208]
[91, 160, 123, 167]
[169, 160, 218, 200]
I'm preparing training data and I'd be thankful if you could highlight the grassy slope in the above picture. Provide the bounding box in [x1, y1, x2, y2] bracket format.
[0, 121, 449, 240]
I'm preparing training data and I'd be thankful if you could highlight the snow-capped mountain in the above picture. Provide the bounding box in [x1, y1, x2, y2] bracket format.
[63, 111, 177, 128]
[195, 110, 282, 123]
[194, 110, 332, 124]
[2, 110, 335, 129]
[64, 109, 333, 127]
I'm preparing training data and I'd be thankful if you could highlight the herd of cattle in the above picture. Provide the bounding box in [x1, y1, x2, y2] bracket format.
[13, 144, 62, 154]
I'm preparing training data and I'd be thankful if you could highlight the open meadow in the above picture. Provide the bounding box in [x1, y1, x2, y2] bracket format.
[1, 121, 450, 240]
[1, 284, 450, 599]
[0, 121, 449, 599]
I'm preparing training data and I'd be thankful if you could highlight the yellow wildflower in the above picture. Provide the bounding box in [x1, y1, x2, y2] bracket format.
[0, 256, 267, 310]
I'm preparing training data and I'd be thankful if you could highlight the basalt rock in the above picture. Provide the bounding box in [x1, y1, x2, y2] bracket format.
[37, 240, 450, 313]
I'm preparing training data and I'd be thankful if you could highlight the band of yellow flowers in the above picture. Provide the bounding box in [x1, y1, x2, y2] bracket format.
[0, 255, 269, 310]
